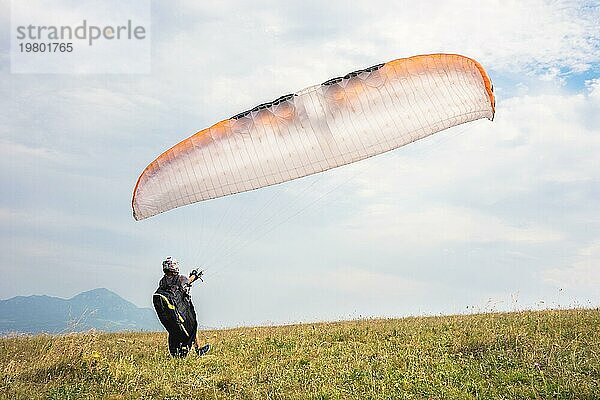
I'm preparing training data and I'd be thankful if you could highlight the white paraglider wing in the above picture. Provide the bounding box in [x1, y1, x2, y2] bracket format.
[132, 53, 495, 220]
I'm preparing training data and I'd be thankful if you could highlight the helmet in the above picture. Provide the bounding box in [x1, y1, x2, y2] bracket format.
[162, 256, 179, 273]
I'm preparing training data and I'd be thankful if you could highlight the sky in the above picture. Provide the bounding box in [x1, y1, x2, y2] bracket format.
[1, 0, 599, 328]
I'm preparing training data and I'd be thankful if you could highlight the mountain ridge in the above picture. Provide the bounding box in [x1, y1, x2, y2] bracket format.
[0, 288, 162, 334]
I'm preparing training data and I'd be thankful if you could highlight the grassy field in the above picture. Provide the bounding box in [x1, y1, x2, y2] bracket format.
[1, 309, 598, 399]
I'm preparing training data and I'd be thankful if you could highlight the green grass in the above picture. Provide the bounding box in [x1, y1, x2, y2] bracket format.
[1, 309, 599, 399]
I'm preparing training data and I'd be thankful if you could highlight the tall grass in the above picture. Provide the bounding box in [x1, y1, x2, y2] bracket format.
[1, 309, 598, 399]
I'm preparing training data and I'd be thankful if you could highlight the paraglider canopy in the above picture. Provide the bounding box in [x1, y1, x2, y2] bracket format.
[132, 53, 494, 221]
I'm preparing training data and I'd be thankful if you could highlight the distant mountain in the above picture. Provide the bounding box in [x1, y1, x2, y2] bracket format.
[0, 288, 163, 334]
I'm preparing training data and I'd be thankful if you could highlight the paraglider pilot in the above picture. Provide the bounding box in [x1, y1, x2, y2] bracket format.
[153, 256, 210, 357]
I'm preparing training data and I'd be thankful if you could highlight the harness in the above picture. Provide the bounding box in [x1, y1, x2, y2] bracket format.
[153, 275, 191, 338]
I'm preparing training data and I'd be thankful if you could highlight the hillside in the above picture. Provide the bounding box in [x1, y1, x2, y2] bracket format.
[1, 309, 598, 399]
[0, 288, 162, 334]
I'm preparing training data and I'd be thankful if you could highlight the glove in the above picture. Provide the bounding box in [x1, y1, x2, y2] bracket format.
[190, 269, 204, 282]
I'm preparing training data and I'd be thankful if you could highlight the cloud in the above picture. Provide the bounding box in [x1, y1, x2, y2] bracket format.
[301, 266, 429, 296]
[587, 78, 600, 98]
[364, 0, 599, 73]
[0, 139, 66, 162]
[343, 204, 564, 248]
[543, 240, 600, 288]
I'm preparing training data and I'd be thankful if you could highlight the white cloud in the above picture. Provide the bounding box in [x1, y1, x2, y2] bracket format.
[0, 207, 128, 234]
[301, 266, 428, 296]
[0, 139, 65, 161]
[368, 0, 599, 73]
[343, 204, 563, 248]
[543, 240, 600, 288]
[586, 78, 600, 99]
